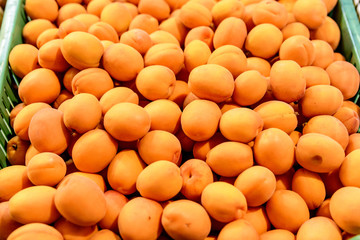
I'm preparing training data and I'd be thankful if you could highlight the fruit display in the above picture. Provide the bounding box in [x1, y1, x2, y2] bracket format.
[1, 0, 360, 239]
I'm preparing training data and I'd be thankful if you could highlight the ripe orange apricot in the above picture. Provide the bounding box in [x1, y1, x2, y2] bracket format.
[310, 16, 340, 50]
[103, 43, 144, 81]
[28, 108, 70, 155]
[245, 23, 283, 59]
[346, 133, 360, 155]
[104, 102, 151, 142]
[292, 0, 327, 29]
[333, 107, 360, 135]
[192, 132, 227, 160]
[89, 229, 120, 240]
[184, 26, 214, 48]
[246, 57, 271, 77]
[266, 190, 310, 233]
[181, 99, 222, 141]
[162, 199, 211, 240]
[107, 150, 146, 195]
[137, 130, 181, 165]
[22, 19, 56, 46]
[88, 22, 119, 43]
[18, 68, 61, 105]
[188, 64, 234, 103]
[136, 160, 183, 201]
[296, 133, 345, 173]
[159, 17, 188, 46]
[339, 149, 360, 187]
[72, 129, 118, 173]
[9, 44, 39, 78]
[330, 186, 360, 234]
[281, 22, 310, 40]
[179, 1, 212, 28]
[201, 181, 247, 223]
[56, 3, 86, 26]
[279, 36, 315, 67]
[244, 206, 271, 234]
[128, 13, 159, 34]
[6, 136, 29, 166]
[220, 107, 263, 143]
[7, 223, 63, 240]
[316, 199, 332, 219]
[297, 216, 342, 240]
[218, 219, 259, 240]
[213, 17, 247, 49]
[301, 66, 330, 88]
[0, 166, 32, 202]
[27, 152, 66, 186]
[9, 186, 60, 224]
[73, 14, 101, 31]
[87, 0, 112, 17]
[311, 40, 334, 69]
[136, 65, 176, 100]
[54, 217, 98, 240]
[184, 40, 212, 72]
[254, 128, 295, 175]
[119, 29, 152, 55]
[270, 60, 306, 103]
[0, 201, 22, 240]
[292, 168, 326, 210]
[211, 0, 244, 26]
[260, 229, 295, 240]
[234, 166, 276, 207]
[55, 174, 106, 227]
[100, 2, 132, 35]
[252, 0, 287, 29]
[118, 197, 163, 240]
[99, 87, 139, 115]
[61, 31, 104, 70]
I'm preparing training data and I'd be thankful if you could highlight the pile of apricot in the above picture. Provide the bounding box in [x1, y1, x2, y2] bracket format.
[1, 0, 360, 239]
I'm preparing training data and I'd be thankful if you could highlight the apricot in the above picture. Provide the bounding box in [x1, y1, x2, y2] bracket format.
[233, 70, 267, 106]
[29, 108, 70, 155]
[22, 19, 56, 46]
[10, 103, 26, 129]
[18, 68, 61, 105]
[7, 223, 63, 240]
[13, 103, 51, 141]
[61, 31, 104, 70]
[201, 181, 247, 223]
[88, 22, 119, 43]
[119, 29, 152, 55]
[9, 186, 60, 224]
[181, 99, 222, 141]
[303, 115, 349, 150]
[346, 133, 360, 155]
[38, 39, 69, 72]
[26, 152, 66, 186]
[87, 0, 112, 17]
[136, 65, 176, 100]
[266, 190, 309, 232]
[25, 145, 41, 166]
[330, 186, 360, 234]
[211, 0, 244, 26]
[188, 64, 234, 103]
[300, 85, 343, 118]
[292, 168, 326, 210]
[242, 3, 256, 31]
[9, 44, 39, 78]
[296, 133, 345, 173]
[327, 61, 360, 100]
[252, 0, 287, 29]
[144, 43, 184, 74]
[218, 219, 259, 240]
[56, 0, 82, 6]
[66, 172, 107, 192]
[100, 2, 132, 35]
[246, 57, 271, 77]
[53, 89, 74, 109]
[279, 36, 315, 67]
[99, 87, 139, 115]
[138, 0, 170, 21]
[213, 17, 247, 49]
[297, 216, 341, 240]
[333, 107, 360, 135]
[311, 40, 334, 69]
[150, 30, 180, 46]
[57, 3, 87, 26]
[73, 14, 100, 31]
[311, 16, 341, 50]
[321, 168, 344, 197]
[107, 149, 146, 195]
[0, 202, 22, 240]
[183, 40, 211, 72]
[260, 229, 295, 240]
[118, 197, 163, 240]
[25, 0, 58, 22]
[129, 14, 159, 34]
[184, 26, 214, 48]
[270, 60, 306, 103]
[58, 18, 87, 39]
[281, 22, 310, 40]
[275, 168, 295, 191]
[192, 132, 226, 160]
[245, 23, 283, 59]
[103, 43, 144, 81]
[103, 102, 150, 142]
[72, 129, 118, 173]
[6, 136, 30, 166]
[90, 229, 120, 240]
[0, 165, 32, 202]
[55, 174, 106, 226]
[244, 206, 271, 234]
[136, 160, 182, 201]
[162, 199, 211, 240]
[339, 149, 360, 187]
[292, 0, 327, 29]
[316, 199, 332, 219]
[234, 166, 276, 207]
[220, 107, 263, 143]
[99, 190, 128, 232]
[301, 66, 330, 88]
[54, 218, 98, 240]
[137, 130, 181, 164]
[254, 128, 295, 175]
[62, 67, 79, 92]
[123, 2, 138, 19]
[159, 16, 188, 45]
